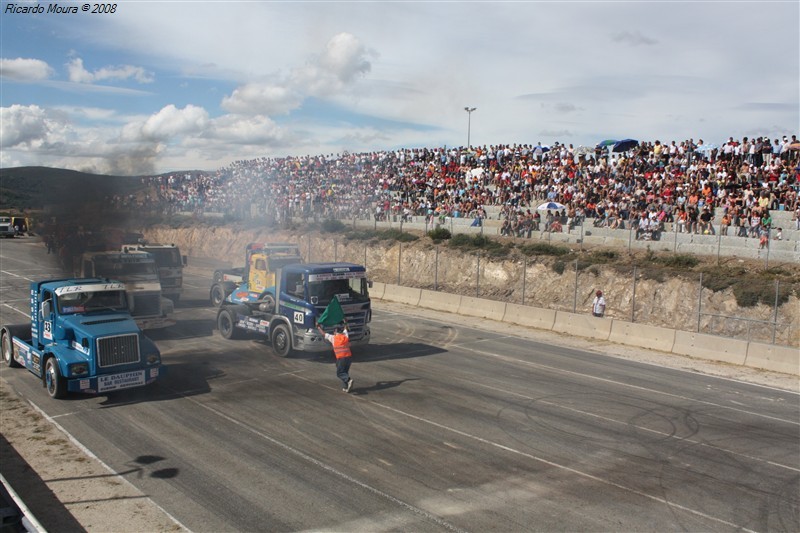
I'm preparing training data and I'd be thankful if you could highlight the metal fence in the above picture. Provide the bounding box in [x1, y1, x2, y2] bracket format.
[296, 234, 799, 348]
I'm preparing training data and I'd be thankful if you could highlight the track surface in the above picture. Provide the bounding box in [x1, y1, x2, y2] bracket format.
[1, 237, 798, 532]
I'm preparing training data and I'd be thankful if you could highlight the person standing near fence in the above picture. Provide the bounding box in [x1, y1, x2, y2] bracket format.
[592, 290, 606, 318]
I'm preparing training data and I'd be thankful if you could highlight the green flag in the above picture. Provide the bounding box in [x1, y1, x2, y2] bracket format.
[317, 296, 344, 326]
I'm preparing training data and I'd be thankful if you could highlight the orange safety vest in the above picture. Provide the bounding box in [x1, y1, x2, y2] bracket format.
[332, 333, 352, 359]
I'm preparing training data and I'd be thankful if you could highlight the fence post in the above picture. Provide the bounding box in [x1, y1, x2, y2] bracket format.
[364, 243, 367, 270]
[522, 257, 527, 305]
[716, 229, 722, 265]
[334, 241, 338, 262]
[308, 236, 312, 263]
[580, 223, 584, 252]
[476, 253, 480, 297]
[573, 259, 578, 313]
[772, 279, 779, 344]
[631, 266, 637, 323]
[434, 245, 439, 291]
[397, 242, 402, 285]
[697, 272, 703, 332]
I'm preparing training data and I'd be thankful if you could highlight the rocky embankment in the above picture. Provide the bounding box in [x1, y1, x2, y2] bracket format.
[143, 224, 799, 347]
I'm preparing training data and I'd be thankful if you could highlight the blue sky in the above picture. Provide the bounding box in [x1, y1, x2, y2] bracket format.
[1, 1, 798, 175]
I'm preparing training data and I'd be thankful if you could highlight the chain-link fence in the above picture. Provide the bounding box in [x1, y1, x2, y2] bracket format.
[298, 234, 798, 348]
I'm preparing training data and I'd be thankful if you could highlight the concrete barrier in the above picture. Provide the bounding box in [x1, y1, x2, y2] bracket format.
[609, 321, 676, 353]
[744, 342, 800, 375]
[672, 331, 748, 365]
[370, 281, 386, 300]
[419, 289, 462, 314]
[502, 303, 556, 331]
[552, 311, 612, 340]
[382, 284, 421, 306]
[458, 295, 506, 320]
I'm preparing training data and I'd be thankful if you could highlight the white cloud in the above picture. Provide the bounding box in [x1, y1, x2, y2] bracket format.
[0, 58, 54, 81]
[0, 104, 63, 148]
[122, 104, 209, 142]
[67, 57, 154, 84]
[222, 33, 374, 115]
[221, 83, 302, 115]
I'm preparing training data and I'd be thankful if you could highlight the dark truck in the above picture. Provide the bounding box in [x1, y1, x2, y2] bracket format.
[217, 262, 372, 357]
[1, 278, 163, 399]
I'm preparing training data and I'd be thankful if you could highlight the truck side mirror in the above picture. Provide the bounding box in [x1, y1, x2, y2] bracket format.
[182, 255, 188, 266]
[367, 280, 373, 288]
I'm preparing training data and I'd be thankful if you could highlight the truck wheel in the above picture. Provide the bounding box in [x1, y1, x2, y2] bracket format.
[217, 308, 243, 340]
[271, 324, 293, 357]
[210, 283, 226, 306]
[44, 357, 66, 399]
[2, 331, 21, 368]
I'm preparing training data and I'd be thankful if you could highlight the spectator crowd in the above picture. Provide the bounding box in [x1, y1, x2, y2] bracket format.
[115, 134, 800, 242]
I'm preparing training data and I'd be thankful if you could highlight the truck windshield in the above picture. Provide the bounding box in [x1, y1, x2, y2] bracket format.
[94, 259, 158, 278]
[58, 290, 128, 314]
[308, 278, 369, 304]
[142, 248, 181, 267]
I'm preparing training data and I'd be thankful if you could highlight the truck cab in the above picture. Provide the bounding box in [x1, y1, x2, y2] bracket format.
[217, 262, 371, 357]
[1, 279, 163, 398]
[0, 216, 16, 238]
[210, 242, 303, 306]
[76, 251, 175, 330]
[122, 243, 187, 302]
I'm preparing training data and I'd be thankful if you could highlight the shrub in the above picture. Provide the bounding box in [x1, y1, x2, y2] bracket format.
[656, 254, 700, 269]
[552, 261, 566, 275]
[427, 227, 452, 241]
[321, 219, 346, 233]
[518, 242, 570, 257]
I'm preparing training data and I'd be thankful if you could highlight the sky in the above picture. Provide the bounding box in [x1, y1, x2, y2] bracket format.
[1, 1, 798, 176]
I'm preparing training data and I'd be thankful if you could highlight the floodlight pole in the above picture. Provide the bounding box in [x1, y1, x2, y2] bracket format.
[464, 107, 476, 148]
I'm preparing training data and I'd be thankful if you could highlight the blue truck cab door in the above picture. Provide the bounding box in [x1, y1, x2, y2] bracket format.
[39, 289, 55, 348]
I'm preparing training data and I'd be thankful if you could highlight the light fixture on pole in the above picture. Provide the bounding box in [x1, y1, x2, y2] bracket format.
[464, 106, 476, 148]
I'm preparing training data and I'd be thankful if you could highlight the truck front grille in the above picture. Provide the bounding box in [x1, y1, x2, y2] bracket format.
[97, 334, 140, 368]
[132, 294, 161, 316]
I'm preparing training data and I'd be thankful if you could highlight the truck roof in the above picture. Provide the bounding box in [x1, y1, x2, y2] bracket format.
[285, 262, 367, 274]
[83, 251, 155, 262]
[37, 278, 125, 292]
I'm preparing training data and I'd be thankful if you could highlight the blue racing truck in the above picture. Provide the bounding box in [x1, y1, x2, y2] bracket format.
[216, 262, 372, 357]
[1, 278, 163, 399]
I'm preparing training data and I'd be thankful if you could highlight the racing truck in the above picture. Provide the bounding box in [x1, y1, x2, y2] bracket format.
[216, 262, 372, 357]
[1, 278, 163, 399]
[122, 243, 187, 302]
[210, 242, 303, 306]
[75, 251, 175, 330]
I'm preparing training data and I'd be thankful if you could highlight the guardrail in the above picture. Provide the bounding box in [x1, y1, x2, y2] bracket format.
[372, 282, 799, 376]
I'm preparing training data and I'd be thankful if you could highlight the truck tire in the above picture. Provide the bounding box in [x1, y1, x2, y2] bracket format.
[271, 324, 293, 357]
[210, 283, 227, 306]
[2, 330, 21, 368]
[44, 357, 66, 399]
[217, 307, 243, 340]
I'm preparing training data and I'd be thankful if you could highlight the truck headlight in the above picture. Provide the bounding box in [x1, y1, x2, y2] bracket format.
[146, 353, 160, 365]
[69, 363, 89, 376]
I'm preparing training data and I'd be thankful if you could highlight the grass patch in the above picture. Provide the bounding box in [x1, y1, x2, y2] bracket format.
[448, 234, 510, 257]
[518, 242, 570, 257]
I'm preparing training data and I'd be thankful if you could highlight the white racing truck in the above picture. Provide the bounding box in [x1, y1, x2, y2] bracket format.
[75, 251, 175, 330]
[121, 243, 187, 302]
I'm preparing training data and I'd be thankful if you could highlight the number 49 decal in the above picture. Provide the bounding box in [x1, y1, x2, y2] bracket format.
[293, 311, 304, 324]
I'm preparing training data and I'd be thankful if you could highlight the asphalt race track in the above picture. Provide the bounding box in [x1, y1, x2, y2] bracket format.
[1, 237, 799, 532]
